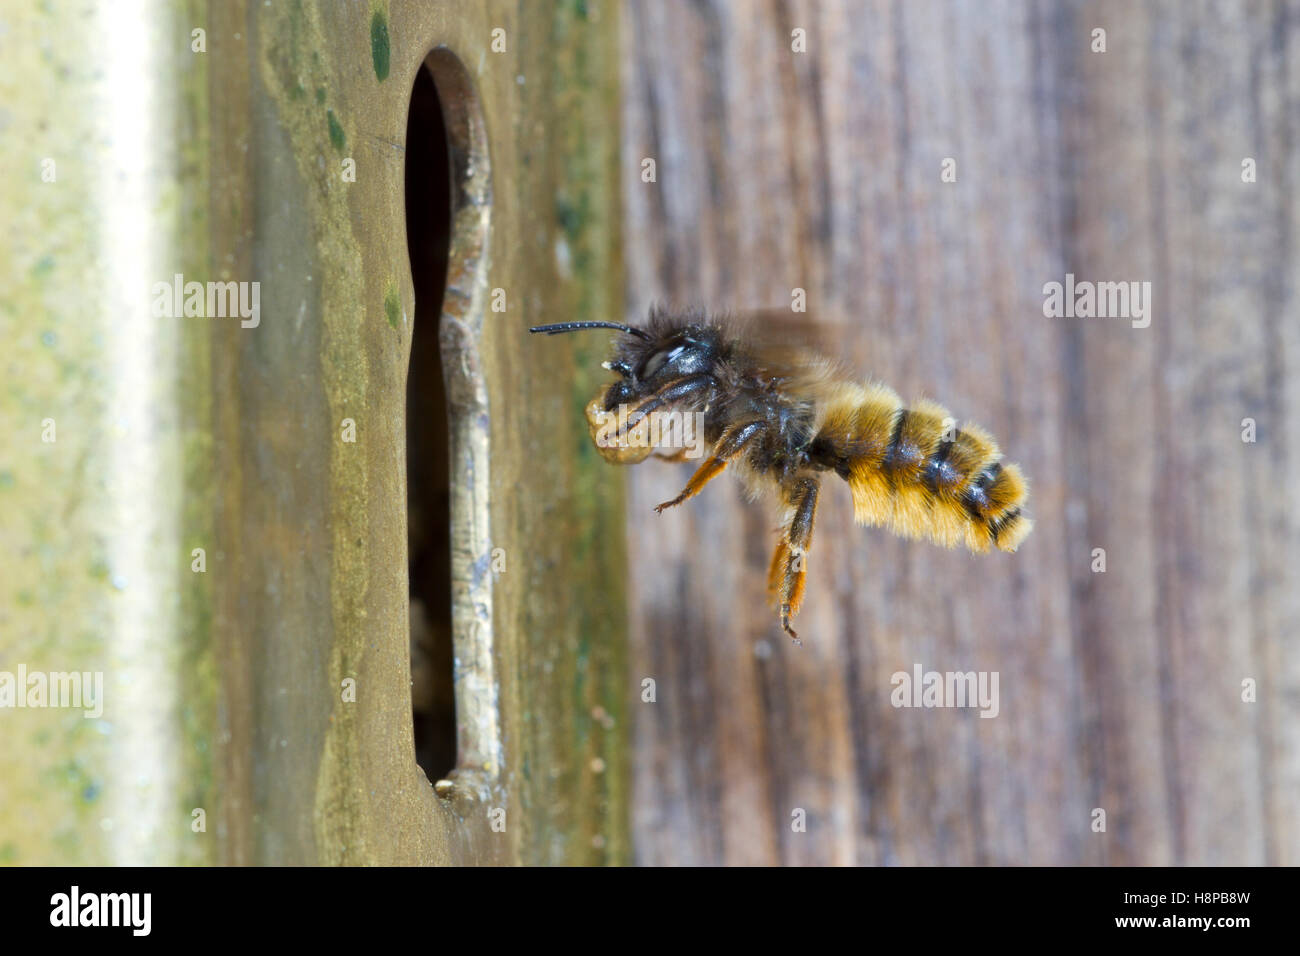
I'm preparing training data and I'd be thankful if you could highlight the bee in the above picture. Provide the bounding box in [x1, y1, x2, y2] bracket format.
[530, 308, 1033, 644]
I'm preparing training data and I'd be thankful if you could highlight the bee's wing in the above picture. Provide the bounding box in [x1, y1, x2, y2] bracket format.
[726, 308, 839, 355]
[724, 309, 846, 391]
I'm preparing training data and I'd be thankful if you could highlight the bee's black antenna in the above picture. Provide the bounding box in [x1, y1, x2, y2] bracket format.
[529, 321, 653, 341]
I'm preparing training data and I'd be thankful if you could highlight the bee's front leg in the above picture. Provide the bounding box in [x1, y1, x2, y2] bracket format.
[613, 374, 715, 440]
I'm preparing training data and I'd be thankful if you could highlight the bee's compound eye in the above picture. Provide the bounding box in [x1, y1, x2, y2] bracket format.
[642, 345, 684, 379]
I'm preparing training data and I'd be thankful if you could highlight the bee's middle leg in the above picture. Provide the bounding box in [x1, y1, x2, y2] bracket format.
[767, 475, 820, 645]
[653, 420, 766, 513]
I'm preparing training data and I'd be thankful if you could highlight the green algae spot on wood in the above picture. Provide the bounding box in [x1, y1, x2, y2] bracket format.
[327, 109, 345, 151]
[370, 10, 390, 82]
[384, 285, 401, 330]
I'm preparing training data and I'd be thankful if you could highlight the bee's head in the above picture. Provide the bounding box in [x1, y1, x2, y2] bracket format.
[529, 317, 721, 411]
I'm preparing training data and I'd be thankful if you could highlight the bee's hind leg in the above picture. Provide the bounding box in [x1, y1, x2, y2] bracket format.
[653, 420, 766, 513]
[767, 475, 821, 646]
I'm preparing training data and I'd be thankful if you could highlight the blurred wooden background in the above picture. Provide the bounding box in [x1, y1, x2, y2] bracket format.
[619, 0, 1298, 864]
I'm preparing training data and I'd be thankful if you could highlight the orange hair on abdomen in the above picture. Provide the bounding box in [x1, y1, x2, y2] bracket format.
[810, 382, 1032, 553]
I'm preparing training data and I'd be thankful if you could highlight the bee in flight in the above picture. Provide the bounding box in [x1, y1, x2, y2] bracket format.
[530, 308, 1032, 644]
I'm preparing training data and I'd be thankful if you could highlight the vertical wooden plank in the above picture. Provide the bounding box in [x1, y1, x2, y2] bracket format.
[491, 0, 632, 866]
[622, 0, 1297, 865]
[204, 0, 630, 865]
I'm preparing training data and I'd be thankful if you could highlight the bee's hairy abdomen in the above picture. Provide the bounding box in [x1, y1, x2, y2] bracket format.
[810, 382, 1033, 553]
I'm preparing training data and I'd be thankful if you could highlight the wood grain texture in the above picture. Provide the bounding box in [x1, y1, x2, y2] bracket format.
[621, 0, 1298, 865]
[205, 0, 628, 865]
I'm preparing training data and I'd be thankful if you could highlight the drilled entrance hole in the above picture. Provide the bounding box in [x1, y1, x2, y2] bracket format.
[406, 62, 455, 784]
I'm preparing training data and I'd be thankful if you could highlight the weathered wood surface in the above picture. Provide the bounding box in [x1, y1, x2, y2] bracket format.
[621, 0, 1298, 865]
[0, 0, 628, 866]
[205, 0, 629, 866]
